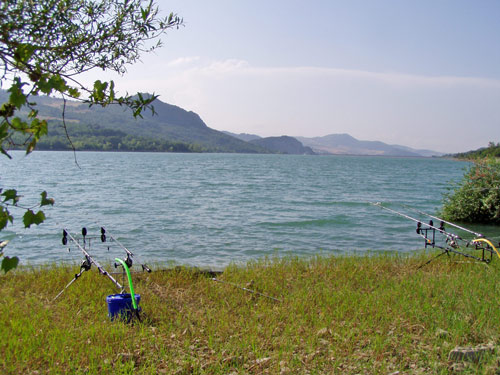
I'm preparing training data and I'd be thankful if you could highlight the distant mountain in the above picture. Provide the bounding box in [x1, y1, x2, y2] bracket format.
[222, 132, 314, 154]
[0, 90, 270, 154]
[2, 90, 444, 156]
[248, 136, 315, 155]
[296, 134, 442, 157]
[389, 144, 444, 158]
[222, 131, 261, 142]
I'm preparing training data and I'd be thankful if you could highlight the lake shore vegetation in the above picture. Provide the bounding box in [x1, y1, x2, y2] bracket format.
[449, 142, 500, 161]
[1, 253, 500, 374]
[441, 157, 500, 224]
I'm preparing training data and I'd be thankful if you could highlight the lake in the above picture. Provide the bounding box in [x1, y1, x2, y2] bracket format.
[0, 151, 485, 269]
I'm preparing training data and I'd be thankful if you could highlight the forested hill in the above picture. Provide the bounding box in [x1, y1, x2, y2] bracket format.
[447, 142, 500, 160]
[0, 91, 270, 153]
[250, 136, 315, 155]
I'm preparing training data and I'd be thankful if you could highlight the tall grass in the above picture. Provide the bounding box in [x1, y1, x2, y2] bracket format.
[1, 253, 500, 374]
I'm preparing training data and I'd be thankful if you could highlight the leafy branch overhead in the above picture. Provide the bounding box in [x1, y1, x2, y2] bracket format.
[0, 0, 181, 272]
[0, 0, 182, 156]
[0, 189, 54, 273]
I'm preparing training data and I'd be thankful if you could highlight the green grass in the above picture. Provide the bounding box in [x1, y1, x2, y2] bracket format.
[2, 253, 500, 374]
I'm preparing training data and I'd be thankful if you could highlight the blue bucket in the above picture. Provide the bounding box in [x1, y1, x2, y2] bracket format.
[106, 293, 141, 322]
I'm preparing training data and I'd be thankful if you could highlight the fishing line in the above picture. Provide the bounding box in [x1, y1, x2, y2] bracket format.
[212, 278, 282, 303]
[400, 204, 483, 238]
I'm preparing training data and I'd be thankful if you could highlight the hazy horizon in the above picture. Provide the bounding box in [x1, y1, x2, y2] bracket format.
[79, 0, 500, 154]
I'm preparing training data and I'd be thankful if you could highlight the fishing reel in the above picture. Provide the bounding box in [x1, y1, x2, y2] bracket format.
[80, 256, 92, 272]
[446, 236, 459, 249]
[115, 253, 133, 269]
[72, 256, 92, 280]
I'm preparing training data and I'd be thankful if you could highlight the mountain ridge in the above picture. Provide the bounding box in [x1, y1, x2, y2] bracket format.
[296, 134, 442, 157]
[249, 136, 315, 155]
[0, 90, 270, 153]
[1, 90, 442, 156]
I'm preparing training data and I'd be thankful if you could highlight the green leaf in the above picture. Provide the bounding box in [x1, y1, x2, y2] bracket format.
[30, 118, 48, 138]
[26, 139, 37, 155]
[0, 207, 14, 230]
[11, 117, 28, 131]
[48, 75, 68, 92]
[36, 74, 53, 95]
[67, 87, 81, 98]
[40, 191, 54, 207]
[92, 80, 109, 102]
[1, 189, 19, 204]
[0, 102, 15, 117]
[14, 44, 35, 64]
[1, 256, 19, 274]
[23, 209, 46, 228]
[8, 78, 27, 109]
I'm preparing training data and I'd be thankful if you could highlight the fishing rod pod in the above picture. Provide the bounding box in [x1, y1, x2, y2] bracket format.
[54, 228, 124, 299]
[55, 226, 150, 318]
[372, 202, 499, 266]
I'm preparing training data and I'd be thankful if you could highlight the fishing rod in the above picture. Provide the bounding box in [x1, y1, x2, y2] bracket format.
[371, 202, 499, 265]
[212, 278, 282, 303]
[98, 225, 151, 273]
[54, 228, 123, 301]
[371, 202, 461, 242]
[400, 204, 483, 238]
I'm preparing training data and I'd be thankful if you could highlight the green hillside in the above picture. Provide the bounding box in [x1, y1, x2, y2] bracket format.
[449, 142, 500, 160]
[250, 136, 315, 155]
[10, 121, 204, 152]
[0, 91, 271, 153]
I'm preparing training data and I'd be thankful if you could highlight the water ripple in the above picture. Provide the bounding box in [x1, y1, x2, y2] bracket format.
[0, 151, 472, 268]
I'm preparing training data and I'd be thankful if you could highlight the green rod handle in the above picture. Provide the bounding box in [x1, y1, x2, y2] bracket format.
[114, 258, 138, 310]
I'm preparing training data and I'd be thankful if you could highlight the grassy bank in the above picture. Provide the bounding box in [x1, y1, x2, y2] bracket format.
[1, 253, 500, 374]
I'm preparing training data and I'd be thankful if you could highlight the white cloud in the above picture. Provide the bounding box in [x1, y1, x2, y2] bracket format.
[98, 57, 500, 153]
[165, 57, 500, 88]
[165, 56, 201, 67]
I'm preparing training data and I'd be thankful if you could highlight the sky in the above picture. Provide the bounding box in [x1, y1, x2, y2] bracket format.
[85, 0, 500, 153]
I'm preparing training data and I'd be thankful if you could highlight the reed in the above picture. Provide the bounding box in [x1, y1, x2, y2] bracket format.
[1, 253, 500, 374]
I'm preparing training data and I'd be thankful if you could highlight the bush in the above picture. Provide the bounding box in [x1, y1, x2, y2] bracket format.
[442, 159, 500, 224]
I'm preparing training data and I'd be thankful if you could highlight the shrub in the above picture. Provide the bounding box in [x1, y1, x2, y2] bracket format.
[442, 159, 500, 224]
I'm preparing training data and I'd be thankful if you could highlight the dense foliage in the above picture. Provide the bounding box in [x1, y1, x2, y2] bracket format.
[441, 159, 500, 224]
[450, 142, 500, 160]
[0, 0, 181, 271]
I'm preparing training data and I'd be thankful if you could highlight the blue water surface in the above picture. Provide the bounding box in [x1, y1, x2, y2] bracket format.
[0, 151, 479, 268]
